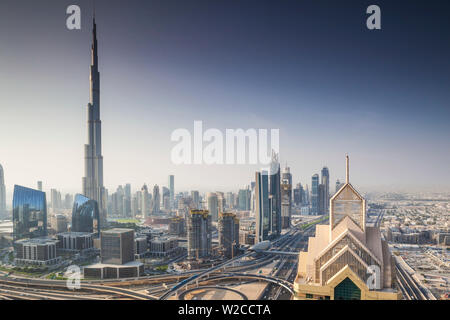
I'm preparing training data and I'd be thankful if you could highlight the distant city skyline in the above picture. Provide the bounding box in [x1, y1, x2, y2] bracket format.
[1, 0, 450, 204]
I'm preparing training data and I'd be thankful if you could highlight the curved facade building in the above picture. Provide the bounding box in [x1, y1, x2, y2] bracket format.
[72, 194, 100, 235]
[12, 185, 47, 241]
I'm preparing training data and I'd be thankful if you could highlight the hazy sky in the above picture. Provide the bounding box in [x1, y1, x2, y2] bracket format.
[1, 0, 450, 202]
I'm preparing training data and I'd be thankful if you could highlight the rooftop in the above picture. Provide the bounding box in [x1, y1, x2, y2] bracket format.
[102, 228, 134, 234]
[84, 260, 143, 268]
[15, 237, 58, 245]
[57, 232, 92, 237]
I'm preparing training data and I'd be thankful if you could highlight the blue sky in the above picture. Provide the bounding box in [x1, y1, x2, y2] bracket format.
[0, 0, 449, 200]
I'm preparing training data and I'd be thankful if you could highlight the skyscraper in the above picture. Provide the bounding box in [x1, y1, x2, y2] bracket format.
[281, 167, 292, 229]
[82, 17, 106, 226]
[168, 175, 174, 209]
[269, 152, 281, 236]
[218, 212, 240, 259]
[124, 184, 131, 200]
[238, 187, 251, 211]
[162, 187, 170, 211]
[0, 164, 6, 218]
[64, 193, 73, 210]
[250, 181, 256, 214]
[72, 194, 100, 235]
[225, 192, 235, 210]
[152, 185, 160, 214]
[206, 192, 219, 222]
[304, 184, 310, 205]
[187, 210, 212, 260]
[141, 184, 149, 217]
[50, 189, 62, 210]
[294, 156, 401, 300]
[294, 183, 305, 207]
[111, 185, 124, 216]
[311, 174, 319, 215]
[293, 184, 301, 207]
[255, 171, 269, 243]
[216, 192, 225, 214]
[12, 185, 47, 241]
[282, 164, 292, 186]
[318, 184, 326, 215]
[37, 181, 42, 191]
[321, 166, 330, 214]
[131, 195, 138, 217]
[124, 184, 131, 217]
[191, 190, 200, 209]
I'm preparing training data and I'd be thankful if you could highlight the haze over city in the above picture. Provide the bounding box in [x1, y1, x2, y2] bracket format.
[1, 0, 450, 201]
[0, 0, 448, 307]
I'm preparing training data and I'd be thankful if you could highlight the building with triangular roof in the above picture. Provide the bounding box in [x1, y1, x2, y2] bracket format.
[294, 156, 401, 300]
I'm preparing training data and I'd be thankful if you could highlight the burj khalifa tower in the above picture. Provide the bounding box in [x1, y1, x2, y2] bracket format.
[82, 17, 106, 224]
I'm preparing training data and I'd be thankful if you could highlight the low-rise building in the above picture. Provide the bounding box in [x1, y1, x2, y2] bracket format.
[436, 233, 450, 246]
[149, 237, 179, 257]
[169, 216, 185, 236]
[14, 238, 61, 266]
[239, 230, 255, 246]
[83, 261, 144, 279]
[56, 232, 93, 252]
[135, 237, 148, 259]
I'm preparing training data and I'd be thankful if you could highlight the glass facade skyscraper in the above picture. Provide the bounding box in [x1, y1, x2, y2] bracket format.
[321, 166, 330, 214]
[269, 153, 281, 236]
[12, 185, 47, 241]
[206, 192, 219, 222]
[281, 166, 292, 229]
[187, 210, 212, 259]
[168, 175, 174, 210]
[72, 194, 100, 235]
[311, 174, 319, 215]
[255, 170, 269, 242]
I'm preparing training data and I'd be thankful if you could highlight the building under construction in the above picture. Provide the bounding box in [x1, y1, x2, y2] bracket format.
[187, 209, 212, 260]
[218, 212, 240, 259]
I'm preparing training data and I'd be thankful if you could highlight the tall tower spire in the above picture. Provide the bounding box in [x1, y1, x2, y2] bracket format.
[83, 14, 106, 227]
[346, 154, 349, 184]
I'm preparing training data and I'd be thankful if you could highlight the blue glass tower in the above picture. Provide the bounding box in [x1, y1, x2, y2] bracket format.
[72, 194, 100, 235]
[12, 185, 47, 241]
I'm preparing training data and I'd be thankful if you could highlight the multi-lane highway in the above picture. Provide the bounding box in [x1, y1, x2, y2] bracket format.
[258, 221, 322, 300]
